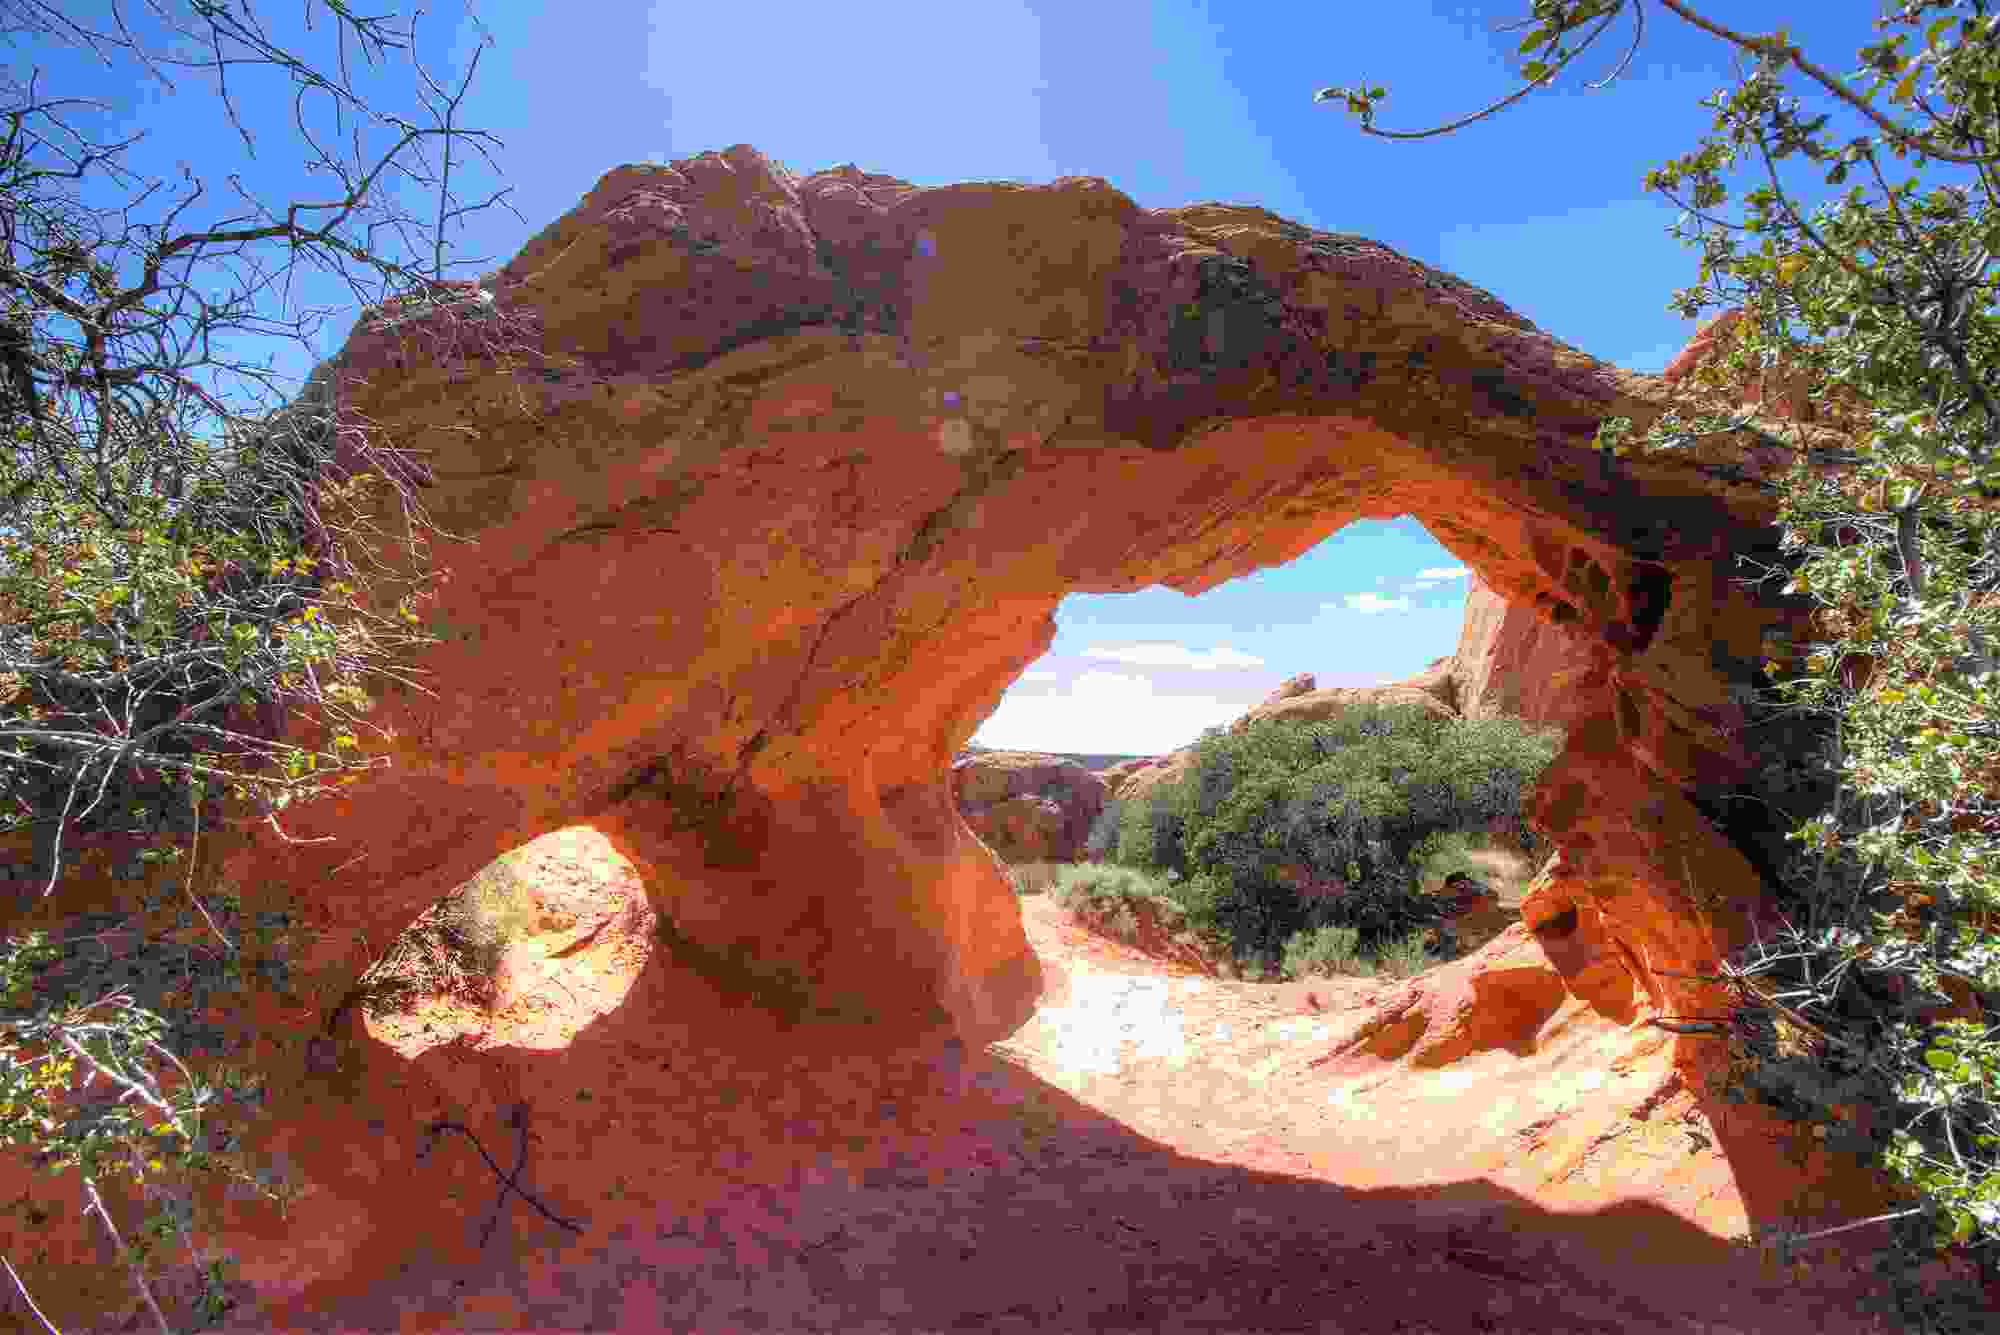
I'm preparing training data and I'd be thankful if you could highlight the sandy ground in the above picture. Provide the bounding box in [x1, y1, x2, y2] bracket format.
[32, 829, 1938, 1335]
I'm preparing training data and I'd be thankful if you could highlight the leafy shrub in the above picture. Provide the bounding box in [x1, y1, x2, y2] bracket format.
[1083, 799, 1124, 861]
[1113, 783, 1190, 877]
[1006, 861, 1065, 896]
[1280, 924, 1368, 980]
[1404, 828, 1475, 886]
[1051, 863, 1186, 947]
[1373, 930, 1440, 981]
[1126, 703, 1560, 969]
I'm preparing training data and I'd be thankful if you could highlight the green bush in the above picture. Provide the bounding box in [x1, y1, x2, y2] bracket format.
[1006, 861, 1065, 896]
[1404, 827, 1496, 893]
[1373, 930, 1440, 981]
[1113, 783, 1190, 877]
[1051, 863, 1186, 948]
[1083, 799, 1124, 861]
[1122, 703, 1560, 969]
[1280, 923, 1368, 979]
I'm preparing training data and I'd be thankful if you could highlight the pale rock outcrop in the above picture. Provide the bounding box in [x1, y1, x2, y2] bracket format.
[1269, 672, 1315, 701]
[1115, 750, 1196, 806]
[1231, 682, 1456, 735]
[1096, 756, 1159, 796]
[952, 751, 1107, 863]
[1389, 654, 1459, 713]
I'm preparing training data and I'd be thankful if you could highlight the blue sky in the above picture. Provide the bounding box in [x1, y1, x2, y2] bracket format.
[8, 2, 1908, 754]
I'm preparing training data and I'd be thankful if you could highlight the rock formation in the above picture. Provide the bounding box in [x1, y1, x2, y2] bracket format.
[1230, 681, 1456, 734]
[1660, 307, 1871, 431]
[1269, 671, 1316, 701]
[1444, 569, 1601, 729]
[1114, 749, 1196, 805]
[1095, 756, 1159, 795]
[952, 751, 1108, 863]
[0, 145, 1902, 1328]
[1391, 653, 1459, 713]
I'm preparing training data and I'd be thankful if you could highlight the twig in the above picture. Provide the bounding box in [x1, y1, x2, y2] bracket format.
[81, 1176, 173, 1335]
[1769, 1205, 1929, 1250]
[1648, 1018, 1734, 1035]
[417, 1110, 584, 1239]
[1, 1251, 64, 1335]
[479, 1100, 530, 1249]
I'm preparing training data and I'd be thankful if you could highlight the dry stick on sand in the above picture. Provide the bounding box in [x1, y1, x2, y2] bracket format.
[417, 1106, 587, 1242]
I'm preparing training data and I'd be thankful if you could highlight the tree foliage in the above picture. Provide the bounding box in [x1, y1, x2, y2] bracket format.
[1113, 704, 1560, 971]
[1323, 0, 2000, 1314]
[0, 3, 562, 1328]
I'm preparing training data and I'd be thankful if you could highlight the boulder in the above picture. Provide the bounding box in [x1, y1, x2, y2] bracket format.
[0, 144, 1895, 1329]
[1116, 748, 1196, 805]
[952, 751, 1107, 863]
[1433, 871, 1514, 956]
[1096, 756, 1160, 796]
[1269, 672, 1315, 702]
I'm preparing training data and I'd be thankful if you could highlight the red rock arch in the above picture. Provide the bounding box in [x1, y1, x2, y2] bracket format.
[0, 142, 1915, 1332]
[4, 143, 1856, 1054]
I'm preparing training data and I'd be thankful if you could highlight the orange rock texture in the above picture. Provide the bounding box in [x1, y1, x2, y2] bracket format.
[0, 145, 1917, 1329]
[1447, 568, 1603, 728]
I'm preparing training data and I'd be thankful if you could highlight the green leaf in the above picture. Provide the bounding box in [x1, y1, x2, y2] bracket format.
[1519, 27, 1552, 55]
[1523, 60, 1551, 83]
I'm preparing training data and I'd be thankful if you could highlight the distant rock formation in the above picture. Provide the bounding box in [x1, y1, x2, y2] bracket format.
[1270, 672, 1315, 701]
[1096, 756, 1159, 796]
[1097, 583, 1584, 809]
[1231, 682, 1456, 735]
[952, 751, 1108, 863]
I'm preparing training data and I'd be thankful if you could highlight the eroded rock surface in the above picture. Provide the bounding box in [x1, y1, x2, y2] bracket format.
[1096, 755, 1159, 795]
[1446, 570, 1602, 729]
[0, 144, 1911, 1331]
[952, 750, 1108, 863]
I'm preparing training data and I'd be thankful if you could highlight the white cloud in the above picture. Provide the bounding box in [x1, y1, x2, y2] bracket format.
[1323, 592, 1413, 615]
[1020, 669, 1057, 682]
[973, 670, 1251, 755]
[1391, 566, 1472, 593]
[1081, 642, 1265, 671]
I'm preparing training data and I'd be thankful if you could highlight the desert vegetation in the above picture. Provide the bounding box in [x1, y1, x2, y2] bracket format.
[1323, 3, 2000, 1325]
[1011, 699, 1560, 983]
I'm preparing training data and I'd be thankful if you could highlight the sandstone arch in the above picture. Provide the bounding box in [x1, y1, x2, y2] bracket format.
[1, 142, 1932, 1332]
[5, 143, 1853, 1059]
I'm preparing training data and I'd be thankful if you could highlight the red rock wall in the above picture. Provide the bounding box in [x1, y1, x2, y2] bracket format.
[1448, 569, 1603, 731]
